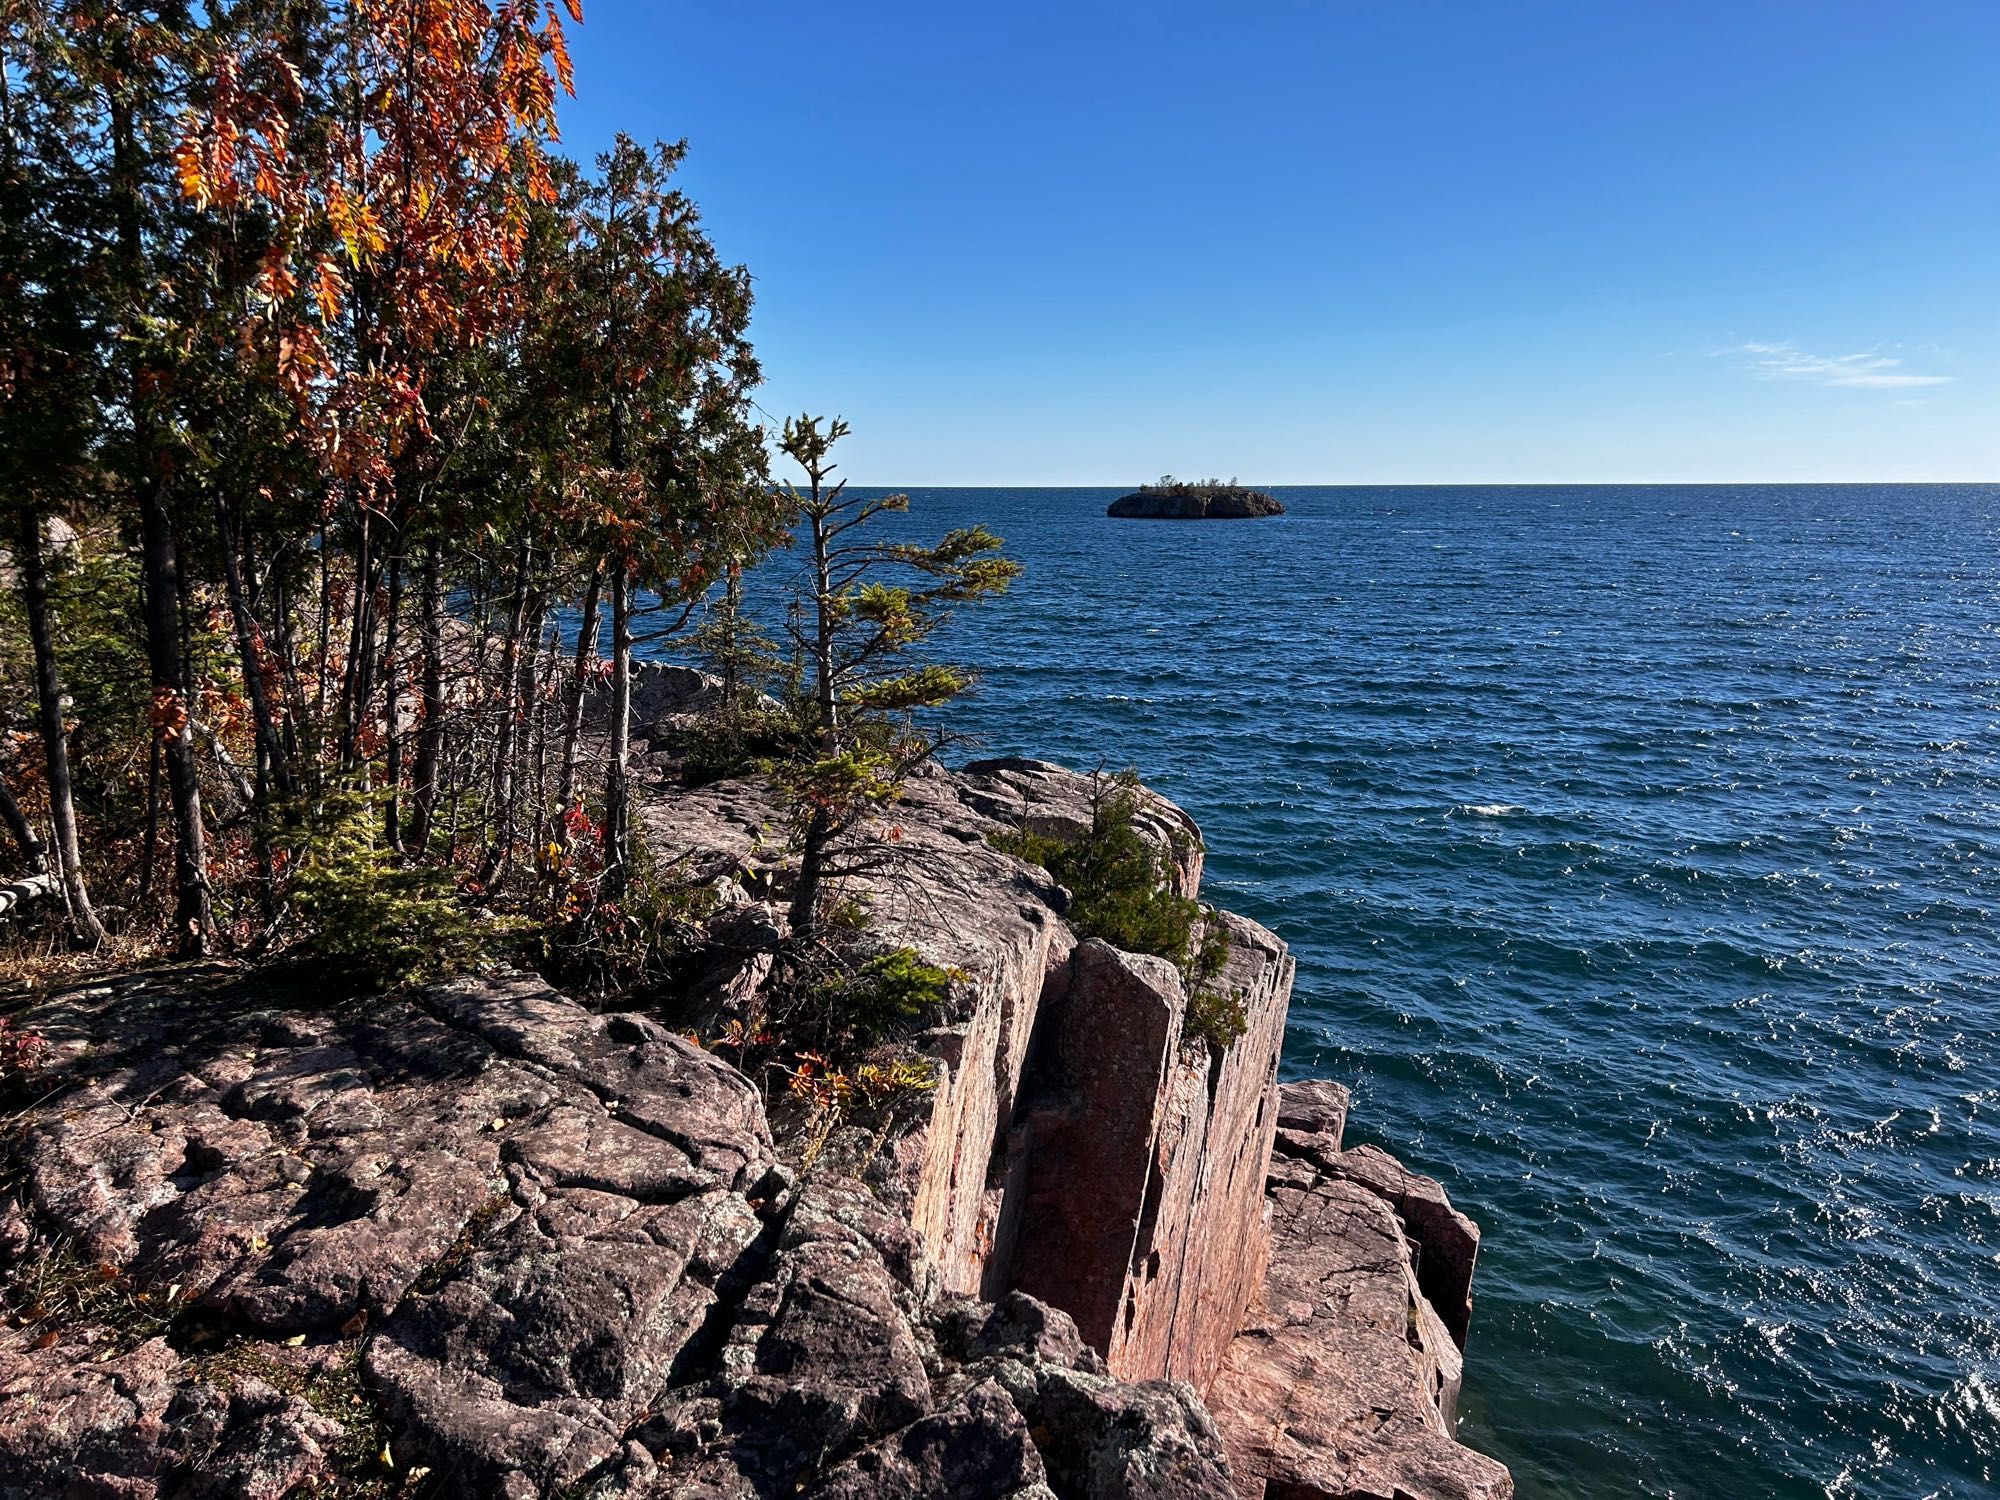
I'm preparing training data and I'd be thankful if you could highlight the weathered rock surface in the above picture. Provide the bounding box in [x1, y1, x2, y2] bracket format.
[0, 967, 1240, 1499]
[1105, 490, 1284, 520]
[613, 740, 1507, 1498]
[0, 744, 1510, 1499]
[1275, 1078, 1350, 1145]
[632, 760, 1079, 1303]
[583, 661, 779, 741]
[1008, 911, 1291, 1392]
[1205, 1084, 1511, 1500]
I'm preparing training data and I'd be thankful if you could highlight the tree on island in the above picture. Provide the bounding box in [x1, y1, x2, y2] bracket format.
[1138, 475, 1252, 496]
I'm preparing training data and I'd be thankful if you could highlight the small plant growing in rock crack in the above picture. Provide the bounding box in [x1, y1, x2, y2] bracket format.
[771, 938, 965, 1057]
[0, 1015, 50, 1105]
[0, 1241, 194, 1352]
[409, 1191, 515, 1297]
[720, 932, 956, 1160]
[187, 1338, 426, 1497]
[990, 768, 1246, 1049]
[1183, 914, 1247, 1050]
[783, 1048, 938, 1169]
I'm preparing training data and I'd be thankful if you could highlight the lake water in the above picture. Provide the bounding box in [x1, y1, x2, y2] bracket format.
[758, 483, 2000, 1500]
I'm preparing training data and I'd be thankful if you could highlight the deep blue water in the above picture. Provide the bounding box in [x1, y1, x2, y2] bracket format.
[670, 484, 2000, 1498]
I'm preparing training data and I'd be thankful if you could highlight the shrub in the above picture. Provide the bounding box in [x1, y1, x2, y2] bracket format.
[780, 941, 960, 1055]
[675, 706, 808, 788]
[0, 1014, 49, 1102]
[1183, 915, 1245, 1049]
[286, 791, 496, 986]
[535, 815, 717, 996]
[992, 769, 1245, 1049]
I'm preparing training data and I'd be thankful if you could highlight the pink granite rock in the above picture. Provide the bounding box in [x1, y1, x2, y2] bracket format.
[1275, 1078, 1350, 1146]
[1008, 913, 1292, 1393]
[1208, 1147, 1510, 1500]
[1273, 1131, 1482, 1352]
[4, 960, 1248, 1500]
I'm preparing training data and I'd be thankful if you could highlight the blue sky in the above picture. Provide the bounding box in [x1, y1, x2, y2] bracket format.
[555, 2, 1997, 484]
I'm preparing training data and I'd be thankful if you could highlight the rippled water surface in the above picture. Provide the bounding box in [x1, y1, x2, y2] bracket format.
[781, 484, 2000, 1500]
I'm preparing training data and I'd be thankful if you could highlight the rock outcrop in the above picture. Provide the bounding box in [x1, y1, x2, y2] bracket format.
[620, 732, 1511, 1496]
[0, 969, 1239, 1499]
[0, 737, 1509, 1499]
[1105, 489, 1284, 520]
[1008, 917, 1290, 1392]
[1204, 1083, 1513, 1500]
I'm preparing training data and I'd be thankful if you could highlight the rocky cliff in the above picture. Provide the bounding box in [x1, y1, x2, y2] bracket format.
[0, 717, 1509, 1499]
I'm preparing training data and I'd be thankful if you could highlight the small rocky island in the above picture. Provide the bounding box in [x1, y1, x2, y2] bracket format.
[1108, 480, 1285, 519]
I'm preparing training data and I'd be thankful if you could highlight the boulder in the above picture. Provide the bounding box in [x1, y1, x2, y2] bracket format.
[582, 662, 768, 738]
[1007, 940, 1186, 1349]
[801, 1380, 1057, 1500]
[1272, 1132, 1481, 1351]
[1275, 1078, 1349, 1145]
[0, 1335, 184, 1499]
[928, 1294, 1238, 1500]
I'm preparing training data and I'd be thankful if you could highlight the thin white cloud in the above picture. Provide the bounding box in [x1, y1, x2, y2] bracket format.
[1728, 341, 1953, 390]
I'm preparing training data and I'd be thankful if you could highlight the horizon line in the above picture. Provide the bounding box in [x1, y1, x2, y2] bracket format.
[832, 477, 2000, 489]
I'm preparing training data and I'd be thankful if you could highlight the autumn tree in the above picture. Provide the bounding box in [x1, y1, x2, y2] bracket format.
[4, 1, 1028, 1001]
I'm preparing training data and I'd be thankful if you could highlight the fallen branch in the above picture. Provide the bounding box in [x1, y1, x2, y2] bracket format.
[0, 872, 57, 921]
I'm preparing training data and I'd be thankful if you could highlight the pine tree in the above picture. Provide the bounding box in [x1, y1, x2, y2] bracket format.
[774, 416, 1021, 935]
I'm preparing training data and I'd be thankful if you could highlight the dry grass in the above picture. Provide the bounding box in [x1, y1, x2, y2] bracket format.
[0, 932, 153, 999]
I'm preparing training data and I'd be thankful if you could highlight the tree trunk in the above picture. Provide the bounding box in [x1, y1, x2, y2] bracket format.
[526, 618, 557, 859]
[139, 478, 213, 954]
[602, 556, 633, 898]
[382, 548, 403, 849]
[16, 511, 107, 946]
[0, 774, 45, 877]
[718, 566, 743, 711]
[111, 76, 209, 954]
[477, 535, 532, 886]
[216, 499, 291, 804]
[407, 541, 445, 852]
[338, 510, 374, 771]
[510, 587, 547, 850]
[789, 807, 831, 936]
[556, 558, 602, 820]
[314, 520, 333, 734]
[811, 509, 838, 748]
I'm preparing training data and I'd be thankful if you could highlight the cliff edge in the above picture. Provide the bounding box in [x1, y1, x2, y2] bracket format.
[0, 712, 1507, 1499]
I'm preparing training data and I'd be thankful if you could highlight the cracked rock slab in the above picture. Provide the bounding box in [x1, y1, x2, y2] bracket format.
[1206, 1146, 1511, 1500]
